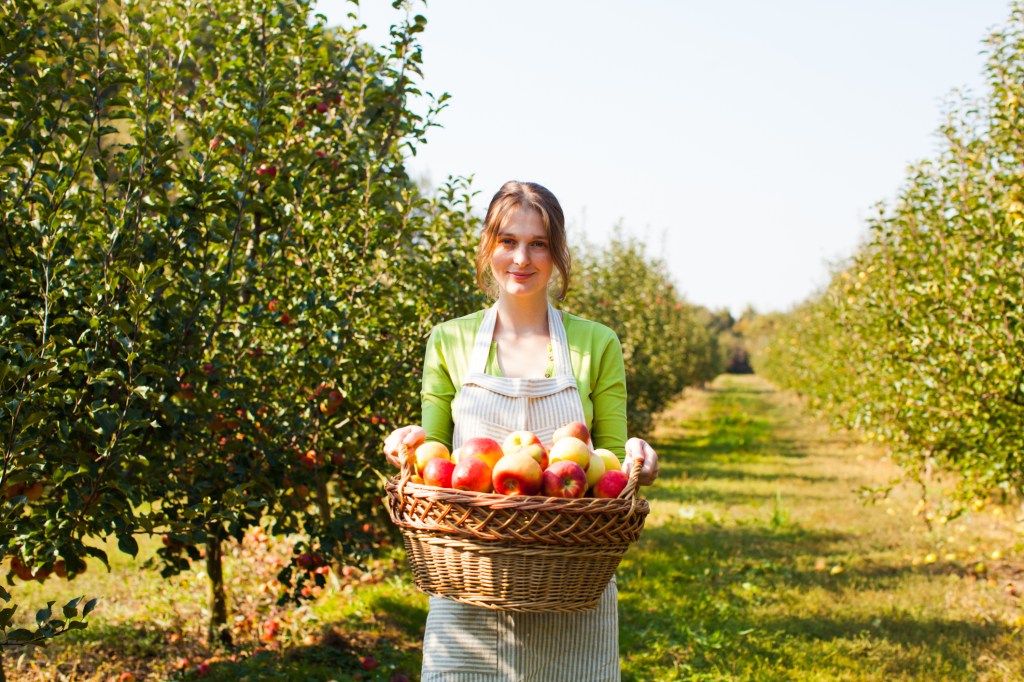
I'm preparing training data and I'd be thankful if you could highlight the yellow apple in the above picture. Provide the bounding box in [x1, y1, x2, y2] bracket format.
[414, 441, 450, 474]
[593, 448, 621, 476]
[548, 436, 590, 470]
[585, 451, 606, 489]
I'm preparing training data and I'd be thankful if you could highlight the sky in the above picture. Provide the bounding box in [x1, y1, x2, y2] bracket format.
[315, 1, 1012, 315]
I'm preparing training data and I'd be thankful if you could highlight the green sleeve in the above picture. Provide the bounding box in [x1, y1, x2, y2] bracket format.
[421, 326, 456, 450]
[589, 330, 628, 460]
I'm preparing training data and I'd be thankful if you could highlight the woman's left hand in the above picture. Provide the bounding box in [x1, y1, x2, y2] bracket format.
[623, 438, 660, 486]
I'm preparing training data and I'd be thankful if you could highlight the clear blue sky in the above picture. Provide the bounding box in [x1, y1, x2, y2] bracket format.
[316, 1, 1011, 315]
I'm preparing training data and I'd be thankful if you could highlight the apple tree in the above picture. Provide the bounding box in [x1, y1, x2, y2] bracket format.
[751, 0, 1024, 510]
[1, 0, 483, 649]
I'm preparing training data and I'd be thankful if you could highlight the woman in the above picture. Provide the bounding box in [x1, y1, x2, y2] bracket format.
[383, 180, 659, 682]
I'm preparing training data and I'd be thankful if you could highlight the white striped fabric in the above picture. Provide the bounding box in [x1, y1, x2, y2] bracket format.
[420, 304, 620, 682]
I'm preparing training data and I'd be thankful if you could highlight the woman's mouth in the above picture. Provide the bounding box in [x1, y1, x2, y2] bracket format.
[510, 271, 533, 281]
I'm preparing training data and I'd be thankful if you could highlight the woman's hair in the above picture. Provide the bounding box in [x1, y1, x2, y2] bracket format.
[475, 180, 571, 300]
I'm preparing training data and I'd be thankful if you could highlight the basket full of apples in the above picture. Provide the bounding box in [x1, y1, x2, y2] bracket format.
[384, 422, 650, 613]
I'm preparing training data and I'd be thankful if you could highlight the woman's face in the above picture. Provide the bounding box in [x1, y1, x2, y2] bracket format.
[489, 207, 554, 301]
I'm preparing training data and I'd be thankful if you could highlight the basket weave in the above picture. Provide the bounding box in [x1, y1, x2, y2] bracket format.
[384, 445, 650, 612]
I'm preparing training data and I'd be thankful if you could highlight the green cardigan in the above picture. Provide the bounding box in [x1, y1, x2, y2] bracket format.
[421, 309, 628, 459]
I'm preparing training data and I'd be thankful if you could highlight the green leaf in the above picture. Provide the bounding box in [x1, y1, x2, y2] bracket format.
[5, 628, 35, 642]
[117, 534, 139, 557]
[83, 598, 98, 617]
[36, 602, 54, 625]
[62, 596, 83, 619]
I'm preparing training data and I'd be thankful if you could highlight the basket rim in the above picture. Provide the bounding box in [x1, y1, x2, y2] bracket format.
[384, 475, 650, 513]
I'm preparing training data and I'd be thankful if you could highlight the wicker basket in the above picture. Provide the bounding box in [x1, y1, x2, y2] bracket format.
[384, 445, 650, 612]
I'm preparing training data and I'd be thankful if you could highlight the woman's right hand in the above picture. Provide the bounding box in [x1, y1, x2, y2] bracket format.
[383, 425, 426, 469]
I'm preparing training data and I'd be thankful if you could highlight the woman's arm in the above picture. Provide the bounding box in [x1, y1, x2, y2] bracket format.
[589, 331, 628, 460]
[420, 326, 456, 451]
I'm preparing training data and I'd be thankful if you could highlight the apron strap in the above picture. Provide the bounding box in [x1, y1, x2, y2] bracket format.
[467, 303, 574, 378]
[467, 304, 499, 376]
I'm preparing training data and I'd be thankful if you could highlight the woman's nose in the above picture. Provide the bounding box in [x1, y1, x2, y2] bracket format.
[513, 243, 529, 265]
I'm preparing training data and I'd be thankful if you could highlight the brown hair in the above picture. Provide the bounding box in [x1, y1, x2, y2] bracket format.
[475, 181, 571, 300]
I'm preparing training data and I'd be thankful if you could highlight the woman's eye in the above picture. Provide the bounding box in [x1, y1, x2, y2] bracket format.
[531, 241, 547, 248]
[500, 238, 516, 247]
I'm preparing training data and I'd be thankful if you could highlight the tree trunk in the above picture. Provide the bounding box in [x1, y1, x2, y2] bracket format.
[0, 646, 7, 682]
[206, 523, 230, 647]
[316, 472, 331, 527]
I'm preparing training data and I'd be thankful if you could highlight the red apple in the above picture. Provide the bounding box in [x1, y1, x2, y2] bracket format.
[460, 437, 504, 470]
[413, 441, 451, 474]
[548, 436, 590, 470]
[451, 457, 493, 493]
[491, 453, 543, 496]
[542, 460, 588, 498]
[552, 420, 590, 446]
[421, 457, 456, 488]
[256, 164, 277, 178]
[593, 469, 629, 498]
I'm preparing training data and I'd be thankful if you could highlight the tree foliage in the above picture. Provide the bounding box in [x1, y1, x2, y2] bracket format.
[565, 231, 722, 436]
[1, 0, 482, 646]
[751, 2, 1024, 508]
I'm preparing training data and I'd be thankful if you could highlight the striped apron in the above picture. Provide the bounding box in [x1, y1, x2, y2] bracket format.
[421, 303, 620, 682]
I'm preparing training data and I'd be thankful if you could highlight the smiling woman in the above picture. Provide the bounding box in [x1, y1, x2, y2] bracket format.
[382, 180, 660, 681]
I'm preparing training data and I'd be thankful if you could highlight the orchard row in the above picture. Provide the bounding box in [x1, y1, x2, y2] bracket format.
[750, 2, 1024, 511]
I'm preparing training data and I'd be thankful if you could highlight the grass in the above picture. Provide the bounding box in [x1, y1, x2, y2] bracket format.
[5, 373, 1024, 680]
[618, 374, 1024, 681]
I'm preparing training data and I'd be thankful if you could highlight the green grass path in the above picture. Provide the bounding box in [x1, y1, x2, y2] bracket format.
[618, 374, 1024, 681]
[9, 374, 1024, 681]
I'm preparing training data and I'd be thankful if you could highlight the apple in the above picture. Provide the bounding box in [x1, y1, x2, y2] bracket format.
[502, 431, 548, 469]
[594, 448, 621, 476]
[10, 556, 34, 581]
[491, 453, 543, 496]
[585, 451, 607, 489]
[460, 437, 504, 470]
[298, 449, 322, 471]
[502, 430, 542, 455]
[552, 420, 590, 446]
[421, 457, 456, 488]
[542, 460, 588, 498]
[451, 457, 493, 493]
[413, 441, 451, 474]
[517, 442, 548, 470]
[256, 164, 277, 178]
[548, 436, 590, 470]
[593, 469, 629, 498]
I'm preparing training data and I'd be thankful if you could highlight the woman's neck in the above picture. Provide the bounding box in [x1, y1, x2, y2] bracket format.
[494, 294, 550, 337]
